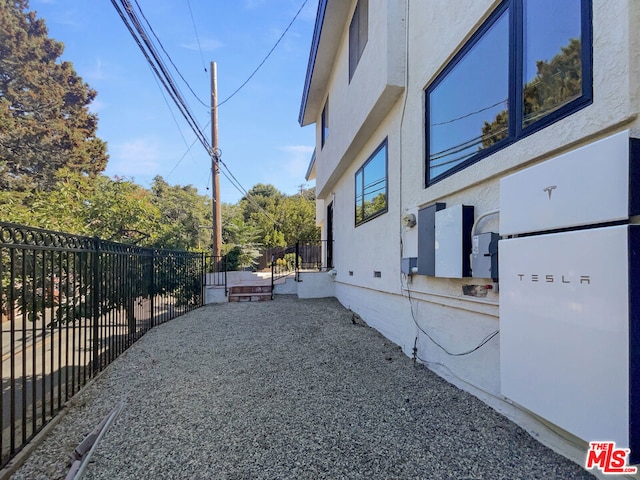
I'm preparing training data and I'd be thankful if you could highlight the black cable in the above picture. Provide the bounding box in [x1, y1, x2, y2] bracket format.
[186, 0, 208, 74]
[133, 0, 210, 108]
[405, 280, 499, 357]
[218, 0, 310, 107]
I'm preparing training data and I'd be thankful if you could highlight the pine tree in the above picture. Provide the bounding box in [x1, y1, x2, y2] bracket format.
[0, 0, 107, 192]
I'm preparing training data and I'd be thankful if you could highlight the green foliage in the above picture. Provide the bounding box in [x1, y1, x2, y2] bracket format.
[221, 245, 242, 271]
[150, 175, 212, 250]
[225, 217, 262, 269]
[0, 0, 107, 192]
[276, 253, 301, 271]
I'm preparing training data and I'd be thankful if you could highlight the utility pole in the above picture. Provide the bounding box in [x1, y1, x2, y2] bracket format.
[211, 61, 222, 258]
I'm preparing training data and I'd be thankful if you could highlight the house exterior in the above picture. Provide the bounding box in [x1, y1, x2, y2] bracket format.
[299, 0, 640, 471]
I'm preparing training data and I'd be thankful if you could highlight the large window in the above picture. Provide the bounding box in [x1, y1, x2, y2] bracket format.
[355, 139, 388, 225]
[349, 0, 368, 81]
[426, 0, 592, 184]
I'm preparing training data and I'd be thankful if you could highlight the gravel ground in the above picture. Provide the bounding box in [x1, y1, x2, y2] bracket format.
[11, 296, 594, 480]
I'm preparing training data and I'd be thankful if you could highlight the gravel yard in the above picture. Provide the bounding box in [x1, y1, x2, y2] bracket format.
[11, 296, 594, 479]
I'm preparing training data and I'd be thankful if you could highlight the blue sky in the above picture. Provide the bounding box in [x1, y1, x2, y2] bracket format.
[30, 0, 319, 203]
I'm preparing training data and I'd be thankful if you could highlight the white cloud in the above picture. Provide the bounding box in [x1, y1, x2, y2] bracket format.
[244, 0, 267, 10]
[280, 144, 314, 178]
[180, 38, 224, 52]
[85, 58, 105, 81]
[107, 138, 162, 177]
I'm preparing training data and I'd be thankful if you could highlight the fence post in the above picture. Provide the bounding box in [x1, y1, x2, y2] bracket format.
[91, 237, 101, 375]
[271, 254, 275, 300]
[150, 250, 155, 328]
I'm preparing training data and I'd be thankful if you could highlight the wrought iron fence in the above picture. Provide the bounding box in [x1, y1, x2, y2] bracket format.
[0, 222, 204, 468]
[260, 242, 326, 273]
[268, 242, 329, 298]
[203, 255, 227, 295]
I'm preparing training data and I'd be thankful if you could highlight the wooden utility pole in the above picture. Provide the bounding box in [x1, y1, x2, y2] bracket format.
[210, 61, 222, 258]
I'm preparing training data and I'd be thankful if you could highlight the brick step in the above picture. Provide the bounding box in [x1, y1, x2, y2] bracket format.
[228, 284, 272, 302]
[228, 285, 272, 294]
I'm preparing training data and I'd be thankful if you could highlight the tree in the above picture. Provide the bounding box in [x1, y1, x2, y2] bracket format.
[0, 0, 107, 192]
[276, 194, 320, 245]
[83, 176, 161, 245]
[239, 183, 284, 222]
[150, 175, 211, 250]
[225, 217, 262, 269]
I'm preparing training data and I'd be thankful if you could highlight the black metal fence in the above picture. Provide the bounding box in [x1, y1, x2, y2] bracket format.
[259, 242, 325, 272]
[0, 222, 204, 468]
[203, 255, 227, 295]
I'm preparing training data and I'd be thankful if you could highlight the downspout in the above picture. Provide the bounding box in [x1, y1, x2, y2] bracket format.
[399, 0, 410, 277]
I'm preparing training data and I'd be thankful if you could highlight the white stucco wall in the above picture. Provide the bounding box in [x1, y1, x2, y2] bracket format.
[313, 0, 406, 200]
[305, 0, 640, 468]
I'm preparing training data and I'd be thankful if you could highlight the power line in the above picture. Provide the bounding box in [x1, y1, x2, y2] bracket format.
[111, 0, 282, 226]
[186, 0, 208, 73]
[131, 0, 210, 109]
[218, 0, 310, 107]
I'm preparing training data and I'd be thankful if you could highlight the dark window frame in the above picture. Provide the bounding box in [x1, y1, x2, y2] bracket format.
[355, 138, 388, 227]
[349, 0, 369, 81]
[425, 0, 593, 186]
[321, 99, 329, 148]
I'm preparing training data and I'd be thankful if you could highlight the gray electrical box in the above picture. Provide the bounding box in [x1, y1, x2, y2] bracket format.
[401, 257, 417, 274]
[417, 202, 446, 275]
[471, 232, 500, 281]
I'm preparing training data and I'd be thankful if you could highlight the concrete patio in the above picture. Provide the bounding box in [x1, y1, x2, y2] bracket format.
[10, 296, 594, 479]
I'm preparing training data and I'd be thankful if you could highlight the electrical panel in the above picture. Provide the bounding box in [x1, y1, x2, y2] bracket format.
[434, 205, 474, 278]
[417, 202, 445, 275]
[401, 257, 417, 275]
[471, 232, 499, 281]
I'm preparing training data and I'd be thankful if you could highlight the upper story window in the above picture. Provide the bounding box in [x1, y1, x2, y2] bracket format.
[321, 99, 329, 148]
[355, 139, 388, 226]
[349, 0, 369, 81]
[426, 0, 592, 185]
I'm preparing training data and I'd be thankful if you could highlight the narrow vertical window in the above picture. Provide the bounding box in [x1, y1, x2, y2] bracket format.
[321, 100, 329, 148]
[355, 139, 388, 226]
[349, 0, 368, 81]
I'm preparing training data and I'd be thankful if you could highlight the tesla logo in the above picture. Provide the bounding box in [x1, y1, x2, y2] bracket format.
[543, 185, 557, 199]
[517, 274, 591, 284]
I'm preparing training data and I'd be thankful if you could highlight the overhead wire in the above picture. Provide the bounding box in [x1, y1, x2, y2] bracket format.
[112, 0, 210, 152]
[111, 0, 290, 226]
[218, 0, 310, 107]
[186, 0, 208, 73]
[133, 0, 210, 108]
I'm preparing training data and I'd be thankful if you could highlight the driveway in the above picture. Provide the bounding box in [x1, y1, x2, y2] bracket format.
[11, 296, 594, 479]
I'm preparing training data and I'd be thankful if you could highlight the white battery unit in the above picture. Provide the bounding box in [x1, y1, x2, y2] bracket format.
[500, 225, 638, 449]
[435, 205, 474, 278]
[500, 130, 633, 236]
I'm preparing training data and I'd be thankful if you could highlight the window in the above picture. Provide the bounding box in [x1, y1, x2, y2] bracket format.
[355, 139, 388, 225]
[321, 100, 329, 148]
[426, 0, 592, 184]
[349, 0, 368, 81]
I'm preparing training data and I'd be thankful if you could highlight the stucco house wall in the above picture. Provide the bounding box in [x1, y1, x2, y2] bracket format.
[301, 0, 640, 469]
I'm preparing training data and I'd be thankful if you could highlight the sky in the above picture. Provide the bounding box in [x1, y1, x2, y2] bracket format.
[30, 0, 320, 204]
